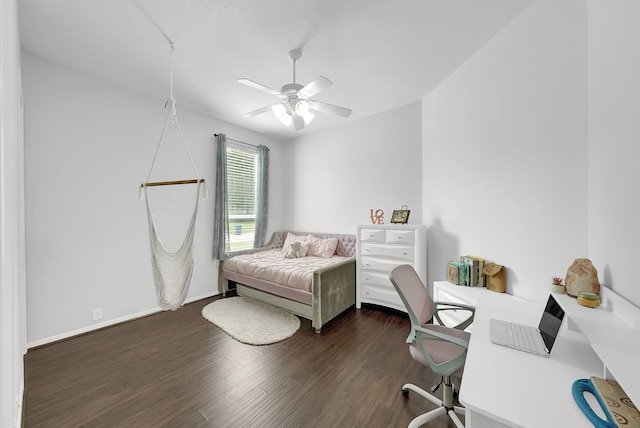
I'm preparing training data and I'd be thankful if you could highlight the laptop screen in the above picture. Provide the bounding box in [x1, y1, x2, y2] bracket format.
[538, 294, 565, 352]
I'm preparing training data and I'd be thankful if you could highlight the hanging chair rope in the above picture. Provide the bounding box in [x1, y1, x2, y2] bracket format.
[134, 11, 206, 309]
[140, 43, 207, 200]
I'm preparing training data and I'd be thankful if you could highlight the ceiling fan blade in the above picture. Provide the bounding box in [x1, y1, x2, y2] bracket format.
[243, 105, 274, 117]
[292, 114, 305, 130]
[309, 101, 352, 118]
[237, 78, 283, 97]
[298, 76, 333, 99]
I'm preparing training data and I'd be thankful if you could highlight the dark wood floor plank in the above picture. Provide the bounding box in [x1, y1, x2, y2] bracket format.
[24, 296, 463, 427]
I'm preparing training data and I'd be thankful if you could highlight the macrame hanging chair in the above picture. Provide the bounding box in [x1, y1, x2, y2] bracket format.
[144, 180, 202, 311]
[140, 42, 206, 311]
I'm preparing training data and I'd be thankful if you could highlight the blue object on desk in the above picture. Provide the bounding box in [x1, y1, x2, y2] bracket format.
[572, 378, 617, 428]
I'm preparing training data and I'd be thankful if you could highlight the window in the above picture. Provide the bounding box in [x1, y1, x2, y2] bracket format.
[226, 145, 257, 251]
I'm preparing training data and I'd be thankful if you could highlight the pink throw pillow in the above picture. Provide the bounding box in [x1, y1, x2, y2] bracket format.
[308, 237, 339, 258]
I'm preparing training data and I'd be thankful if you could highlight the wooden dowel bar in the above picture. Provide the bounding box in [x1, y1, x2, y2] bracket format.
[140, 178, 205, 188]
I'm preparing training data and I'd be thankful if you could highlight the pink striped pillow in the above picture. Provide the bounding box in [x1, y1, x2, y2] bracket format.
[308, 237, 339, 258]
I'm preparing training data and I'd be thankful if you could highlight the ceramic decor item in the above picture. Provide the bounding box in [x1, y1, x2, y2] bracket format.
[550, 276, 566, 294]
[565, 258, 600, 298]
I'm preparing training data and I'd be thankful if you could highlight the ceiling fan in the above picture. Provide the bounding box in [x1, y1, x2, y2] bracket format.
[238, 50, 352, 130]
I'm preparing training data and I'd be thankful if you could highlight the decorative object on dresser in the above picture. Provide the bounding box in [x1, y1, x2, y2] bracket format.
[565, 258, 600, 298]
[390, 205, 410, 224]
[356, 224, 427, 312]
[369, 209, 384, 224]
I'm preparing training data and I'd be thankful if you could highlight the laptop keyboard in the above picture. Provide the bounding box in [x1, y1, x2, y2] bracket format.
[506, 322, 544, 355]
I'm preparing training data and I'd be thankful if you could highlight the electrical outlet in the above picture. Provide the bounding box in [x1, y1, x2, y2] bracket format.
[92, 308, 103, 321]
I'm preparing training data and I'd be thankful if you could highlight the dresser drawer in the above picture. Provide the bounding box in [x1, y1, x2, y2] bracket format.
[360, 284, 404, 309]
[359, 228, 386, 243]
[360, 243, 415, 261]
[360, 256, 411, 273]
[358, 270, 394, 288]
[385, 229, 415, 245]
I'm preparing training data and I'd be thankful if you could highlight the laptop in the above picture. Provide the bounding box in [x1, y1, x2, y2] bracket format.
[490, 294, 565, 357]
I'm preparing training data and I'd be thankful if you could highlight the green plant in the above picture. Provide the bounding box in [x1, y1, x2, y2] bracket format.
[552, 276, 564, 286]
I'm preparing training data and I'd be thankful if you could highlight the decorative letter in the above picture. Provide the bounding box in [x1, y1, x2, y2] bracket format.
[369, 209, 384, 224]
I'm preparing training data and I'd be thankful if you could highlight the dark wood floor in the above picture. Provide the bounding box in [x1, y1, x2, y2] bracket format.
[24, 295, 463, 427]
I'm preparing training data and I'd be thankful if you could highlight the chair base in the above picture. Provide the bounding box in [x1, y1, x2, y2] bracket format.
[402, 378, 465, 428]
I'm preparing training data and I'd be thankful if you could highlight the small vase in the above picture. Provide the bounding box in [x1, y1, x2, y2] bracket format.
[550, 284, 566, 294]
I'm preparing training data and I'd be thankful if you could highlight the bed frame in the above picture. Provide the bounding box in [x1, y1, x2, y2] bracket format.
[218, 231, 357, 333]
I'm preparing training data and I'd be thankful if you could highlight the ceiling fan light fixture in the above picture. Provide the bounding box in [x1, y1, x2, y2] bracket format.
[295, 100, 315, 125]
[239, 50, 350, 130]
[272, 103, 292, 126]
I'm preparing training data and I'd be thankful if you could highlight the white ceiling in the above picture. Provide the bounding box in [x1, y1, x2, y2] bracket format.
[18, 0, 532, 141]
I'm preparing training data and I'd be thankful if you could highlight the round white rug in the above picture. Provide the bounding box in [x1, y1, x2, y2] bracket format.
[202, 296, 300, 345]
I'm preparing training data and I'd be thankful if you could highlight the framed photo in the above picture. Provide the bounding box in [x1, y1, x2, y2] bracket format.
[391, 209, 410, 224]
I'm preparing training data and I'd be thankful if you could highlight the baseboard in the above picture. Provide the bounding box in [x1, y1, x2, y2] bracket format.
[15, 382, 24, 428]
[26, 292, 217, 349]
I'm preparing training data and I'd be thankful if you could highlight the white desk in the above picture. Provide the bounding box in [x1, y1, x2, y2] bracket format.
[553, 289, 640, 406]
[459, 290, 604, 428]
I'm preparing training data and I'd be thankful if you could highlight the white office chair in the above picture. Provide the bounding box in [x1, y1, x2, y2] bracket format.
[390, 265, 475, 428]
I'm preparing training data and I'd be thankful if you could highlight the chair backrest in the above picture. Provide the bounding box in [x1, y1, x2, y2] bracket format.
[390, 264, 469, 377]
[389, 264, 434, 327]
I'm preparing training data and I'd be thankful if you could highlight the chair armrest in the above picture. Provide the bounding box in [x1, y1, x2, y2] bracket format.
[433, 301, 476, 331]
[412, 324, 470, 349]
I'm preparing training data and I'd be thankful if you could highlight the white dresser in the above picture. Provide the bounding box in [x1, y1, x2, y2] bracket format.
[356, 224, 427, 312]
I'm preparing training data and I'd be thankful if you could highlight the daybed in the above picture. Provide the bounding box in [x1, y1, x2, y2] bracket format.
[218, 231, 356, 333]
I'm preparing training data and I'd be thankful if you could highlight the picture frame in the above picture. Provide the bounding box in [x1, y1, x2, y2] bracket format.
[390, 209, 410, 224]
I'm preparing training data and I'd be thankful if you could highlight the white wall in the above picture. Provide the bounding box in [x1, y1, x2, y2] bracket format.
[22, 54, 285, 345]
[19, 0, 640, 351]
[588, 1, 640, 307]
[284, 102, 423, 234]
[422, 0, 588, 302]
[0, 0, 27, 426]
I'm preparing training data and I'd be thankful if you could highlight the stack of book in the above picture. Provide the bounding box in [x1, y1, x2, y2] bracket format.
[447, 255, 486, 287]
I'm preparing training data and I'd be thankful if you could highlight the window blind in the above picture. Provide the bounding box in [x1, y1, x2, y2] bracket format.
[226, 146, 257, 250]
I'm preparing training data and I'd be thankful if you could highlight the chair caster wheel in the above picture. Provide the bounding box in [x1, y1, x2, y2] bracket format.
[402, 388, 409, 398]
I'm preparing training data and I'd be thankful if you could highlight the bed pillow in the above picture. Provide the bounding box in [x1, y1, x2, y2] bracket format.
[308, 237, 339, 258]
[298, 241, 310, 257]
